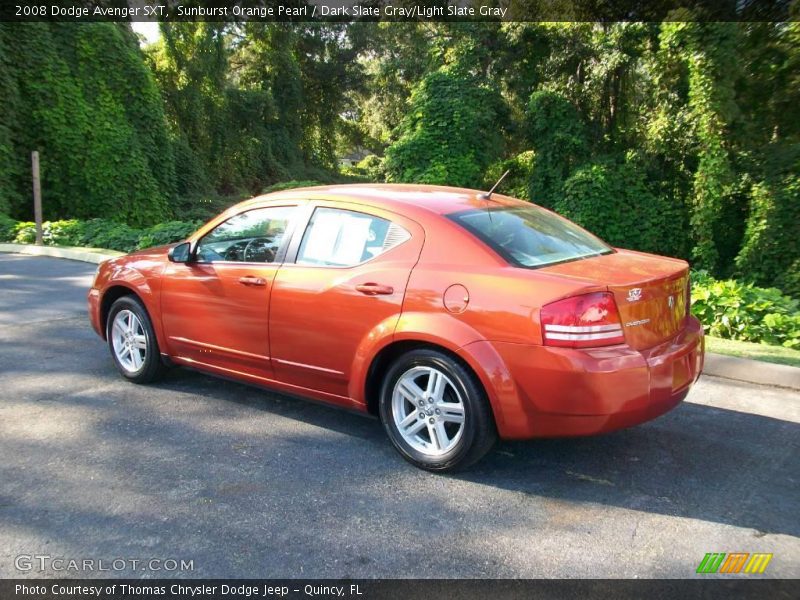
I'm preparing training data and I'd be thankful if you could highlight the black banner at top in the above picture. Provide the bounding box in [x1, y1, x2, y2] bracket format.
[1, 0, 798, 23]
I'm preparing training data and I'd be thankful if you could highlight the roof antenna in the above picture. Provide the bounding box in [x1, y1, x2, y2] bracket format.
[480, 169, 510, 223]
[480, 169, 510, 201]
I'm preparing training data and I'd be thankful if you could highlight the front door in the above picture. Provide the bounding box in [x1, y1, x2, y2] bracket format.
[161, 205, 299, 378]
[269, 203, 424, 401]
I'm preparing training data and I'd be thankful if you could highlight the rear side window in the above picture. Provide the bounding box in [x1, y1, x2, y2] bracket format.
[449, 205, 612, 268]
[296, 207, 410, 267]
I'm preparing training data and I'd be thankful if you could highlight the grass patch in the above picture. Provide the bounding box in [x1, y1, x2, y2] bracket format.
[706, 335, 800, 368]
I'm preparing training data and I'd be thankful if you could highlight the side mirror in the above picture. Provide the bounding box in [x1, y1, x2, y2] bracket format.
[168, 241, 192, 263]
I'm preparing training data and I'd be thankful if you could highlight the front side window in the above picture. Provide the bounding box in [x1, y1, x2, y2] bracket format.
[450, 205, 613, 268]
[196, 206, 296, 263]
[296, 208, 410, 267]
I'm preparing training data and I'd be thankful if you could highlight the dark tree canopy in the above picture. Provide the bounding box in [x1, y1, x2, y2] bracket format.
[0, 21, 798, 295]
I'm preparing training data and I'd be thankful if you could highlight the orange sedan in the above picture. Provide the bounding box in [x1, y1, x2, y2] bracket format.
[88, 184, 704, 471]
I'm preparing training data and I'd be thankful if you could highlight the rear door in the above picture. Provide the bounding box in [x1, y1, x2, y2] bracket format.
[269, 202, 424, 401]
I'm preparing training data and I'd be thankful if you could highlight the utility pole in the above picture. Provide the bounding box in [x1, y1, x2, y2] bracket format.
[32, 150, 43, 246]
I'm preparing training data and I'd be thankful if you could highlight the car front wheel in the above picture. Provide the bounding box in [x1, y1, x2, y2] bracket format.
[106, 295, 165, 384]
[379, 349, 496, 472]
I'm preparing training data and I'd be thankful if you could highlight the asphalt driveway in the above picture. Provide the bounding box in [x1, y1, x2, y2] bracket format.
[0, 253, 798, 578]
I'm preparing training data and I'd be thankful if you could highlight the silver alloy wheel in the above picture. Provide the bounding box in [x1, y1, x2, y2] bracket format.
[391, 366, 465, 456]
[111, 309, 147, 373]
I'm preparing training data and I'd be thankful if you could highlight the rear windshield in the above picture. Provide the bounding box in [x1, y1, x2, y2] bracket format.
[449, 205, 613, 268]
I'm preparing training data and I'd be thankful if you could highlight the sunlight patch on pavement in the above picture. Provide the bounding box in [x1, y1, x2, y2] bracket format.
[685, 376, 800, 424]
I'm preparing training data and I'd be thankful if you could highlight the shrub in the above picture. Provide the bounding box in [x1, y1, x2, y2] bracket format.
[356, 155, 386, 182]
[12, 221, 36, 244]
[341, 156, 385, 182]
[484, 151, 535, 201]
[82, 221, 142, 253]
[0, 213, 16, 241]
[557, 154, 687, 257]
[43, 219, 83, 246]
[136, 220, 201, 250]
[691, 270, 800, 349]
[5, 217, 200, 253]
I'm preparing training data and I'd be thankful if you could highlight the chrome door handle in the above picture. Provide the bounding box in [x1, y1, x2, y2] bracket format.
[239, 276, 266, 286]
[355, 283, 394, 296]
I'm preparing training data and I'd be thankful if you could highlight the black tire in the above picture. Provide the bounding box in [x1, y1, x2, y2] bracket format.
[106, 295, 166, 384]
[379, 348, 497, 472]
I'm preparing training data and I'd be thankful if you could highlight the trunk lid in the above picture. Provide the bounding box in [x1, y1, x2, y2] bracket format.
[540, 249, 689, 350]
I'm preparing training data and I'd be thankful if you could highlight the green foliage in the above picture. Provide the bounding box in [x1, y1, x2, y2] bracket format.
[350, 22, 433, 149]
[71, 220, 142, 252]
[149, 22, 358, 196]
[136, 221, 200, 250]
[691, 271, 800, 349]
[1, 23, 175, 225]
[0, 21, 798, 298]
[0, 28, 22, 215]
[6, 218, 200, 253]
[4, 23, 91, 220]
[385, 68, 507, 188]
[0, 213, 15, 241]
[735, 172, 800, 297]
[660, 22, 740, 272]
[171, 191, 245, 224]
[778, 260, 800, 301]
[557, 154, 688, 257]
[263, 180, 326, 193]
[484, 151, 535, 201]
[343, 155, 386, 182]
[525, 91, 588, 208]
[69, 23, 176, 221]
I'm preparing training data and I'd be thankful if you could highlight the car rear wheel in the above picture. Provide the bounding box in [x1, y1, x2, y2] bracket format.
[106, 296, 165, 384]
[379, 349, 496, 472]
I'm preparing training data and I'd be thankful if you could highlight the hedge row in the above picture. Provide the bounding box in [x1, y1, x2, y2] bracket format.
[0, 215, 200, 253]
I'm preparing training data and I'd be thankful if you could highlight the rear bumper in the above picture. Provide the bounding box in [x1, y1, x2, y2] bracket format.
[486, 316, 704, 439]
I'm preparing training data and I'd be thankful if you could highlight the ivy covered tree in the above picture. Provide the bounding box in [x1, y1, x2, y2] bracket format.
[0, 22, 175, 225]
[556, 153, 687, 257]
[3, 22, 92, 220]
[385, 68, 507, 188]
[661, 22, 740, 272]
[67, 23, 174, 225]
[150, 23, 229, 193]
[735, 159, 800, 296]
[0, 26, 22, 215]
[524, 91, 589, 208]
[1, 20, 799, 297]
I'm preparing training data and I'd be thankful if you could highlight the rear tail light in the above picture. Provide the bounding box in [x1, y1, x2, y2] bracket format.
[686, 274, 691, 320]
[541, 292, 625, 348]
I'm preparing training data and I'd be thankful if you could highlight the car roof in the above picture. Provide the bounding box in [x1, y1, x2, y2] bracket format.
[238, 183, 529, 219]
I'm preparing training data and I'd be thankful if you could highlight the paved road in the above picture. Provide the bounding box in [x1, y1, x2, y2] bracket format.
[0, 253, 798, 579]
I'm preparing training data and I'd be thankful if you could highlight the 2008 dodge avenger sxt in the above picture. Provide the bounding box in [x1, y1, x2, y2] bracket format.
[88, 184, 704, 471]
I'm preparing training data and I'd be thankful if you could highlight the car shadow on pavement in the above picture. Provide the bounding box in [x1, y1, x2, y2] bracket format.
[1, 362, 798, 577]
[2, 335, 798, 578]
[462, 401, 799, 538]
[150, 367, 799, 539]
